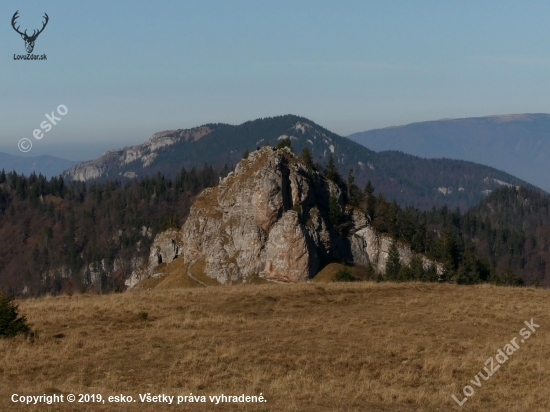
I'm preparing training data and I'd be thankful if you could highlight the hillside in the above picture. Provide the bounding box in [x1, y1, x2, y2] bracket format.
[128, 146, 444, 288]
[62, 115, 537, 210]
[0, 152, 78, 178]
[0, 166, 226, 297]
[2, 147, 548, 297]
[348, 113, 550, 192]
[465, 186, 550, 286]
[1, 283, 548, 411]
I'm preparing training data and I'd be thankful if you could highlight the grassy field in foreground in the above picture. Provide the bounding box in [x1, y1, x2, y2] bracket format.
[0, 282, 548, 411]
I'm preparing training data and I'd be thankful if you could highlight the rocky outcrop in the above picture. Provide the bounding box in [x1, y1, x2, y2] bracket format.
[262, 211, 319, 282]
[348, 226, 437, 273]
[41, 256, 144, 291]
[350, 227, 403, 273]
[147, 228, 183, 269]
[140, 146, 440, 285]
[125, 229, 183, 288]
[177, 146, 345, 284]
[64, 127, 212, 182]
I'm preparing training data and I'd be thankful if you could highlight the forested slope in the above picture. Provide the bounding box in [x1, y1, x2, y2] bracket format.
[63, 115, 538, 210]
[4, 151, 548, 297]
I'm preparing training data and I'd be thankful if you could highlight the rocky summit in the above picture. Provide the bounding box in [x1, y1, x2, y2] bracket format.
[129, 146, 438, 286]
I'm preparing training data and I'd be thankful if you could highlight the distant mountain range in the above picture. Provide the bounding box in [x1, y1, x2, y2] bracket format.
[63, 115, 537, 210]
[0, 152, 79, 178]
[348, 113, 550, 192]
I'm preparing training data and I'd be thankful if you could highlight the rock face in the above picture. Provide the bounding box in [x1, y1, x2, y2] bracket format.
[124, 229, 183, 288]
[64, 127, 212, 182]
[262, 211, 318, 282]
[179, 147, 337, 283]
[142, 146, 439, 285]
[147, 228, 183, 269]
[349, 226, 435, 273]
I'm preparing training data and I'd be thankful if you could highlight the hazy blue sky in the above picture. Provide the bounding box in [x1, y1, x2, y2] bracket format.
[2, 1, 550, 160]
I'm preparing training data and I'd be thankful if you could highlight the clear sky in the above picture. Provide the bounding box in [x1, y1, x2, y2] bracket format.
[2, 1, 550, 160]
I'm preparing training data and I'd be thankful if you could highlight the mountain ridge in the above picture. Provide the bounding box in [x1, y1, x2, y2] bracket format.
[348, 113, 550, 191]
[0, 152, 79, 178]
[63, 115, 539, 210]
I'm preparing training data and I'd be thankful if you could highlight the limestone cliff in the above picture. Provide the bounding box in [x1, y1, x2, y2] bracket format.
[134, 146, 439, 286]
[124, 229, 183, 288]
[64, 127, 212, 181]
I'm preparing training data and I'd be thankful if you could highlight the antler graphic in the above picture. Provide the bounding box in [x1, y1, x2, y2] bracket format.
[11, 11, 26, 37]
[31, 13, 49, 39]
[11, 11, 49, 53]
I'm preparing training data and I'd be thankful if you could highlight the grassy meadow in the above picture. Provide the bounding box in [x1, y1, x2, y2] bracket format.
[1, 281, 548, 411]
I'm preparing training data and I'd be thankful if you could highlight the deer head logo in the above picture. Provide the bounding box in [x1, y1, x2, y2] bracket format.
[11, 11, 49, 54]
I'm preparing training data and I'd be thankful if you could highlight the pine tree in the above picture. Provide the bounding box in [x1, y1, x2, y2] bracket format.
[441, 226, 461, 281]
[328, 193, 341, 225]
[242, 149, 249, 159]
[346, 168, 361, 207]
[364, 180, 376, 221]
[0, 293, 30, 338]
[398, 265, 413, 282]
[411, 222, 427, 253]
[400, 208, 416, 243]
[365, 262, 376, 280]
[387, 201, 398, 237]
[276, 138, 292, 151]
[373, 192, 389, 232]
[409, 253, 426, 280]
[455, 248, 480, 284]
[220, 164, 230, 178]
[385, 240, 401, 280]
[500, 266, 523, 286]
[425, 264, 439, 282]
[301, 146, 314, 172]
[325, 154, 339, 182]
[32, 246, 41, 273]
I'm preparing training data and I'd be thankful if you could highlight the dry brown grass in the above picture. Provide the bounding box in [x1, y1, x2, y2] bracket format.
[0, 282, 548, 411]
[189, 258, 222, 287]
[136, 259, 202, 290]
[312, 263, 370, 282]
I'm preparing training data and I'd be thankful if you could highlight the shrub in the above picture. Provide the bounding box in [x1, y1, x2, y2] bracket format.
[276, 138, 292, 150]
[334, 267, 358, 282]
[0, 293, 30, 338]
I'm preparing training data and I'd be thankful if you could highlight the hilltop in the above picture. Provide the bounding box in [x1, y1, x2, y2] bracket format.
[348, 113, 550, 192]
[62, 115, 537, 210]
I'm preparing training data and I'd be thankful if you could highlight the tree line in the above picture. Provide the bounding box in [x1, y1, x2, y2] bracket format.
[301, 148, 528, 286]
[1, 144, 543, 298]
[0, 165, 230, 297]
